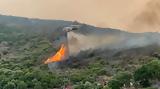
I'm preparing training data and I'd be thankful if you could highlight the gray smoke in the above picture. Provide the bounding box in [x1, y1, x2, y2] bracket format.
[68, 31, 118, 55]
[67, 31, 160, 56]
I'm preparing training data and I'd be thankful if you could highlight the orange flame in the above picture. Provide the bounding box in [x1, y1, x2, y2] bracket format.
[44, 44, 66, 64]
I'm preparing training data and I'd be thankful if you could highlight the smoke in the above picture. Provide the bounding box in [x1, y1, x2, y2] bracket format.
[68, 32, 118, 55]
[67, 31, 160, 56]
[1, 0, 159, 32]
[127, 0, 160, 32]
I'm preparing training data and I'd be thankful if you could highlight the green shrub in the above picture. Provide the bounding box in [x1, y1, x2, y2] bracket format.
[134, 60, 160, 88]
[108, 79, 121, 89]
[108, 71, 132, 89]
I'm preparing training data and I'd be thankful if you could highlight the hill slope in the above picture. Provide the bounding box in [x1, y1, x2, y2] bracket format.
[0, 15, 160, 89]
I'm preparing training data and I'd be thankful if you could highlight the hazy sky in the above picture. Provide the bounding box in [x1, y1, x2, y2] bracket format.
[0, 0, 158, 32]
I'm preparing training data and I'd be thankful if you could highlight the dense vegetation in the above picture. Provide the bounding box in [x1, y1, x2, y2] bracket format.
[0, 25, 160, 89]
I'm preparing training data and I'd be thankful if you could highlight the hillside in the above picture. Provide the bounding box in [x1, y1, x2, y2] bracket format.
[0, 15, 160, 89]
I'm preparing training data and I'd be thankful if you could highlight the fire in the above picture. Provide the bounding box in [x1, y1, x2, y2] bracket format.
[44, 44, 67, 64]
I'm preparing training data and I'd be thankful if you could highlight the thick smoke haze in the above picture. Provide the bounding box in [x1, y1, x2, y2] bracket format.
[67, 31, 160, 55]
[0, 0, 159, 32]
[128, 0, 160, 32]
[68, 32, 118, 55]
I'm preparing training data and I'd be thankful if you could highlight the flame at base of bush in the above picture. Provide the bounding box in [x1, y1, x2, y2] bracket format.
[44, 44, 67, 64]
